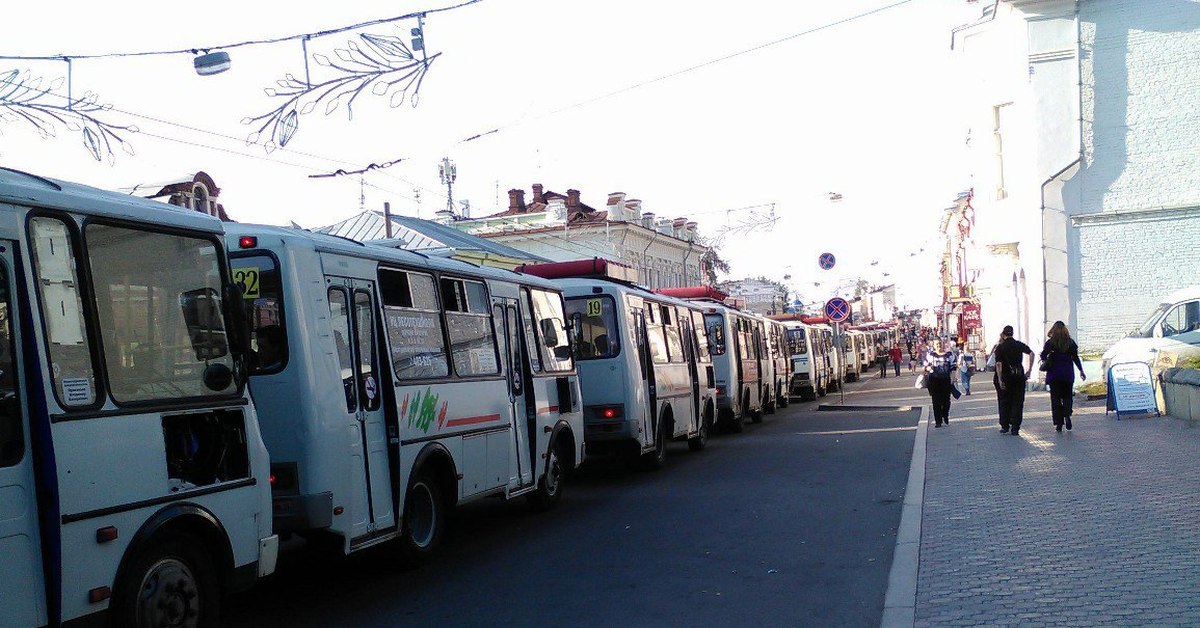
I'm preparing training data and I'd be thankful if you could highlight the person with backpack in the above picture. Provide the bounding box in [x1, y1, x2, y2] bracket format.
[924, 340, 956, 427]
[1040, 321, 1086, 432]
[994, 325, 1034, 436]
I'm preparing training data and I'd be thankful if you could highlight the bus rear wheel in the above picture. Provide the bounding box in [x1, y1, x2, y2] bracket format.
[640, 419, 668, 471]
[114, 532, 219, 628]
[396, 470, 445, 566]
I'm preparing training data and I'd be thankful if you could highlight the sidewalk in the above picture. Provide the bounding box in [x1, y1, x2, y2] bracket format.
[914, 381, 1200, 626]
[835, 373, 1200, 626]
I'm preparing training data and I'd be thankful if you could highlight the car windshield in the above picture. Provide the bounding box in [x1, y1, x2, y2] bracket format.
[1133, 303, 1171, 338]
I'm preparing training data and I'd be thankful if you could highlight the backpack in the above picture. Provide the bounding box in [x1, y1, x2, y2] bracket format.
[929, 355, 952, 379]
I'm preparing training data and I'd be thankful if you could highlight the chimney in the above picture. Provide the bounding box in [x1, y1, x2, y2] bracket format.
[532, 183, 545, 204]
[607, 192, 626, 221]
[656, 218, 673, 235]
[672, 217, 688, 238]
[641, 212, 656, 229]
[507, 188, 526, 213]
[625, 199, 642, 220]
[566, 189, 581, 212]
[685, 221, 698, 241]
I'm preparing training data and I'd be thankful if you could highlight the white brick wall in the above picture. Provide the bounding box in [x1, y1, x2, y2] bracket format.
[1071, 0, 1200, 352]
[1074, 209, 1200, 352]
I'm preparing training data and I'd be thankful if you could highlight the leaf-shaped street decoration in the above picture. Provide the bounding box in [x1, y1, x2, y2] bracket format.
[247, 23, 441, 151]
[0, 69, 135, 162]
[82, 127, 101, 161]
[362, 33, 413, 60]
[278, 110, 299, 147]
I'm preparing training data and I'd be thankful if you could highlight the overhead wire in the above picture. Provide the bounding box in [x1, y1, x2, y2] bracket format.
[0, 0, 484, 60]
[455, 0, 916, 146]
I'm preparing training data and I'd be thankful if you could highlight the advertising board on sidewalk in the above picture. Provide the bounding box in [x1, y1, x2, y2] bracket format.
[1107, 362, 1159, 418]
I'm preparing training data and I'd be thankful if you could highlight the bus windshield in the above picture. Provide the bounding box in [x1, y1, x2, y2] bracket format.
[787, 328, 807, 355]
[703, 313, 726, 356]
[565, 296, 619, 360]
[231, 255, 287, 374]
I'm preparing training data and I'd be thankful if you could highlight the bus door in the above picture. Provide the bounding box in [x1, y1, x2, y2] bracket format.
[680, 313, 701, 429]
[327, 278, 395, 541]
[632, 308, 656, 448]
[732, 318, 745, 410]
[494, 298, 533, 487]
[0, 244, 47, 627]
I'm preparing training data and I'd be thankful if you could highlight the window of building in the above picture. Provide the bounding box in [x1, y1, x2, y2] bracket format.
[993, 103, 1011, 200]
[192, 184, 210, 215]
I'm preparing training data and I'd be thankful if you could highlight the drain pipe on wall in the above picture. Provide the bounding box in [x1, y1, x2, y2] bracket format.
[1039, 0, 1086, 337]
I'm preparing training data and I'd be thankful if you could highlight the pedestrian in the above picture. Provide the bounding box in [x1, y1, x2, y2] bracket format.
[906, 337, 914, 357]
[889, 344, 903, 376]
[993, 325, 1034, 436]
[925, 339, 955, 427]
[1040, 321, 1087, 432]
[957, 343, 975, 395]
[877, 343, 888, 379]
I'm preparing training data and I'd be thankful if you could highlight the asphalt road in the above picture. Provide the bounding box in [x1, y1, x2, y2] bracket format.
[226, 393, 919, 628]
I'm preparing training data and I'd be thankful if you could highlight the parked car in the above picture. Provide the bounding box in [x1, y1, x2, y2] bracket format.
[1102, 286, 1200, 373]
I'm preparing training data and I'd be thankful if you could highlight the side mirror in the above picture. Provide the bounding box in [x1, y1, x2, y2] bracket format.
[540, 318, 560, 348]
[223, 283, 251, 356]
[180, 288, 229, 361]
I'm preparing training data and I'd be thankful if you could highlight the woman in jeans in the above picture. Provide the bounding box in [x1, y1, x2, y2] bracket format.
[1040, 321, 1086, 431]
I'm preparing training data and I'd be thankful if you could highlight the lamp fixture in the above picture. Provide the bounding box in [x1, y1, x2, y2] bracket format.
[194, 51, 231, 76]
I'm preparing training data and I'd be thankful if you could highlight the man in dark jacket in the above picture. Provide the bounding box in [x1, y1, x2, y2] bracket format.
[994, 325, 1034, 436]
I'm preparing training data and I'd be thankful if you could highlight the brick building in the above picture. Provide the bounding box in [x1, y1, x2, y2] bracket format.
[952, 0, 1200, 352]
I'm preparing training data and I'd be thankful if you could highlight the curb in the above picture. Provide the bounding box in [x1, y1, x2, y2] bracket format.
[880, 405, 928, 628]
[816, 404, 916, 412]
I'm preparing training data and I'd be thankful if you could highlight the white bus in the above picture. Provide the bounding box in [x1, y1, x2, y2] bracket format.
[762, 317, 791, 413]
[226, 225, 584, 563]
[523, 260, 715, 469]
[784, 322, 830, 400]
[0, 168, 277, 627]
[811, 323, 842, 392]
[841, 330, 863, 383]
[701, 303, 765, 432]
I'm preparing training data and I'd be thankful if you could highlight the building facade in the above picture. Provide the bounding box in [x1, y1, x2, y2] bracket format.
[451, 186, 709, 290]
[953, 0, 1200, 352]
[717, 278, 787, 315]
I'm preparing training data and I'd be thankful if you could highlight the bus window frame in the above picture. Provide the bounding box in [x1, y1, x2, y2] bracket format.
[230, 249, 289, 376]
[378, 266, 453, 383]
[25, 210, 105, 412]
[438, 274, 503, 380]
[82, 217, 244, 408]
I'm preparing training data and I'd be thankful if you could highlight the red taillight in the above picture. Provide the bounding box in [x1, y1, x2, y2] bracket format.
[600, 406, 623, 419]
[716, 387, 725, 397]
[269, 473, 276, 486]
[603, 408, 616, 418]
[238, 236, 258, 249]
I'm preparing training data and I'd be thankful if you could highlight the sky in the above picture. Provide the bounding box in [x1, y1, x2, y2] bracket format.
[0, 0, 983, 311]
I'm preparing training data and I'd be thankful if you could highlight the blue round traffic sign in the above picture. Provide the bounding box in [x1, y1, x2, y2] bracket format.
[825, 297, 851, 323]
[818, 252, 836, 271]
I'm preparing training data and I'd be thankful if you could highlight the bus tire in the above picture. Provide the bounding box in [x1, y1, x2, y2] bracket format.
[687, 409, 710, 452]
[778, 385, 789, 408]
[397, 469, 445, 567]
[113, 532, 220, 628]
[640, 415, 668, 471]
[527, 437, 566, 511]
[817, 382, 827, 398]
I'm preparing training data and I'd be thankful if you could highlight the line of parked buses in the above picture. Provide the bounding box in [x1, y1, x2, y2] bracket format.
[0, 169, 901, 628]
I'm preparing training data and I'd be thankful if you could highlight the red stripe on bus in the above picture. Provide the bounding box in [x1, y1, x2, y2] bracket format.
[445, 414, 502, 427]
[537, 406, 559, 414]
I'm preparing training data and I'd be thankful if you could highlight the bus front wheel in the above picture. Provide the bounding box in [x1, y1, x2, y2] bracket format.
[114, 532, 220, 628]
[527, 439, 566, 511]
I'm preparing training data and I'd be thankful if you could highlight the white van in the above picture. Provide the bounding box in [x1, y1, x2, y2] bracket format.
[1102, 286, 1200, 372]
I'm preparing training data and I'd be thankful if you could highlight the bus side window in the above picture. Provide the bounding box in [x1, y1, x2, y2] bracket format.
[28, 216, 97, 408]
[328, 288, 356, 412]
[380, 269, 450, 380]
